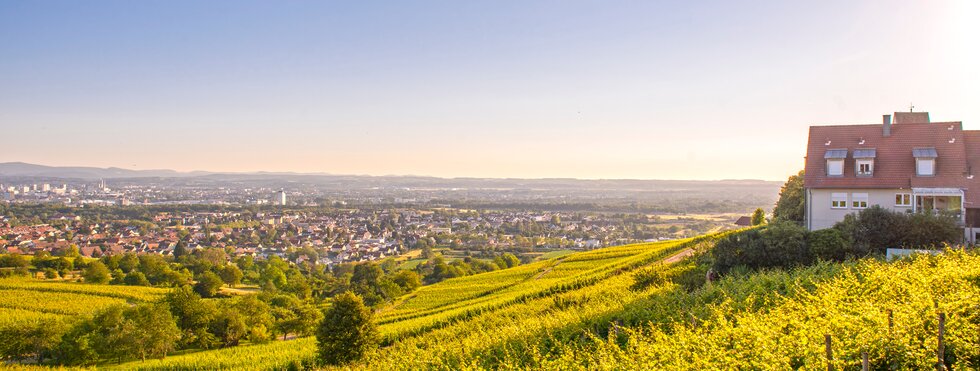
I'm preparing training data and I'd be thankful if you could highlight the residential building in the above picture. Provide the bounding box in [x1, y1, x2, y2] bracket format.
[804, 111, 980, 242]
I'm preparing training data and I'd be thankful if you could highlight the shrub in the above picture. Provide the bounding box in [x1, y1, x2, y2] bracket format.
[833, 206, 961, 254]
[902, 211, 960, 248]
[631, 265, 669, 291]
[124, 271, 151, 286]
[807, 228, 849, 261]
[712, 222, 809, 274]
[0, 253, 30, 268]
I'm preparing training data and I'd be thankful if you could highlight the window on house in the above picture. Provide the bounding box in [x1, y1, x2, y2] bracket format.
[913, 147, 937, 176]
[895, 193, 912, 207]
[831, 193, 847, 209]
[916, 158, 935, 176]
[827, 159, 844, 176]
[851, 193, 869, 209]
[853, 149, 876, 177]
[856, 159, 874, 176]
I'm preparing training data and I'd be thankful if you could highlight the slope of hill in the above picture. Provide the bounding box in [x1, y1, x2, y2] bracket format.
[107, 235, 980, 370]
[108, 234, 727, 370]
[0, 278, 169, 317]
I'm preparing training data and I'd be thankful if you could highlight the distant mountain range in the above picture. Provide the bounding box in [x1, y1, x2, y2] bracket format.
[0, 162, 781, 190]
[0, 162, 213, 179]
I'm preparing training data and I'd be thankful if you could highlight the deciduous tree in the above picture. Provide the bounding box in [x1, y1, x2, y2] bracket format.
[316, 292, 379, 365]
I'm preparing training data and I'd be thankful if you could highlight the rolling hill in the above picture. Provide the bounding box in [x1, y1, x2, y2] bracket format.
[110, 232, 980, 370]
[8, 231, 979, 370]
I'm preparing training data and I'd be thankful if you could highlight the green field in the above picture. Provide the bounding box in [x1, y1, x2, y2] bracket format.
[395, 258, 425, 270]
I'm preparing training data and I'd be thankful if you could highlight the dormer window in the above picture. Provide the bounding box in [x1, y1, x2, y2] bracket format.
[824, 149, 847, 177]
[853, 149, 876, 177]
[913, 147, 938, 176]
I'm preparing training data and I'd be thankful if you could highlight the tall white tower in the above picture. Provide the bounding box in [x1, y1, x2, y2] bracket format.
[277, 190, 287, 206]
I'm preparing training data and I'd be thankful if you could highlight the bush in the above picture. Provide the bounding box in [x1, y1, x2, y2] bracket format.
[714, 207, 963, 275]
[713, 222, 809, 274]
[124, 271, 151, 286]
[631, 265, 669, 291]
[43, 268, 59, 279]
[833, 206, 961, 254]
[835, 206, 905, 255]
[807, 228, 849, 261]
[0, 253, 30, 268]
[903, 211, 961, 248]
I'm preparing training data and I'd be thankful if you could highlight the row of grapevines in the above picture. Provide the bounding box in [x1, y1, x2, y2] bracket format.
[0, 277, 169, 302]
[0, 288, 133, 315]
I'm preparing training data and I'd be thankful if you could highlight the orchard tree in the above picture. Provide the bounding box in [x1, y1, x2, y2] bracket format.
[751, 208, 767, 226]
[83, 261, 111, 284]
[316, 292, 379, 365]
[218, 264, 243, 287]
[194, 271, 224, 298]
[772, 170, 805, 223]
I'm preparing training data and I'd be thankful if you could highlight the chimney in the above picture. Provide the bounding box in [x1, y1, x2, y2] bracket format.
[893, 111, 930, 124]
[883, 114, 892, 137]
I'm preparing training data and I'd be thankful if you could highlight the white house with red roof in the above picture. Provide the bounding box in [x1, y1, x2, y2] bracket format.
[804, 111, 980, 242]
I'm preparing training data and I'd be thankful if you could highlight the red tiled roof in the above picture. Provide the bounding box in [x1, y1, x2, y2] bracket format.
[734, 216, 752, 226]
[805, 121, 970, 190]
[962, 131, 980, 206]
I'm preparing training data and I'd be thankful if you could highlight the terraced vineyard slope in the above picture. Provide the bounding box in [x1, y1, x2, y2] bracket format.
[0, 278, 170, 321]
[111, 234, 722, 370]
[108, 234, 980, 370]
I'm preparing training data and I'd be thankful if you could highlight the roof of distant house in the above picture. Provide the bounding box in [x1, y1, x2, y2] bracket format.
[734, 216, 752, 226]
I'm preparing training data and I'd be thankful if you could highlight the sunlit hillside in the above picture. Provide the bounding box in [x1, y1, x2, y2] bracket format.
[11, 232, 979, 370]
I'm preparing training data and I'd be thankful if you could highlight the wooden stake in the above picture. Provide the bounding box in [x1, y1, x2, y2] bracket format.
[825, 334, 834, 371]
[862, 351, 869, 371]
[937, 313, 946, 371]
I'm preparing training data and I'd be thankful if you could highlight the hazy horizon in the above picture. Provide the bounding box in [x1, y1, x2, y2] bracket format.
[2, 1, 978, 181]
[0, 160, 782, 182]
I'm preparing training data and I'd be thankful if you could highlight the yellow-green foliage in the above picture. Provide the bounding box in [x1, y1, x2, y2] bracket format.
[0, 277, 169, 302]
[0, 278, 170, 317]
[110, 236, 710, 370]
[559, 250, 980, 370]
[106, 338, 318, 370]
[0, 308, 66, 326]
[108, 232, 979, 370]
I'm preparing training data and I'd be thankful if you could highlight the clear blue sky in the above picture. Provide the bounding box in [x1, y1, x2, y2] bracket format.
[2, 1, 977, 180]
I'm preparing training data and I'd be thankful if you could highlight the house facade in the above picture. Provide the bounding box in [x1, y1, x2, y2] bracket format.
[803, 111, 980, 243]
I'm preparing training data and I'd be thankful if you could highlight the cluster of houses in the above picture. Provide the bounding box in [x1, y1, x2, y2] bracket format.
[0, 205, 723, 266]
[0, 210, 620, 264]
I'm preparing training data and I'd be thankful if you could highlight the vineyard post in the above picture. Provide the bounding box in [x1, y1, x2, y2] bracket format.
[862, 351, 868, 371]
[937, 312, 946, 371]
[825, 334, 833, 371]
[886, 309, 893, 362]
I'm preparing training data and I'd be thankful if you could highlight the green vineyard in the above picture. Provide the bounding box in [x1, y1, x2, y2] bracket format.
[6, 230, 980, 370]
[0, 278, 169, 318]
